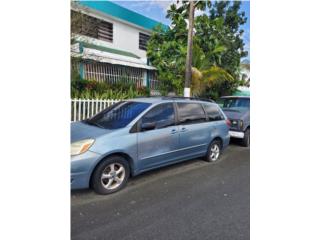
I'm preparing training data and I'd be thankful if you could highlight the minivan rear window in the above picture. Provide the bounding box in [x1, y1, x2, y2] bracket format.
[203, 104, 224, 121]
[177, 103, 206, 124]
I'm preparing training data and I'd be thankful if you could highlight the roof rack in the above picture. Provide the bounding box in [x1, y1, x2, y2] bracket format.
[135, 96, 215, 103]
[161, 96, 215, 103]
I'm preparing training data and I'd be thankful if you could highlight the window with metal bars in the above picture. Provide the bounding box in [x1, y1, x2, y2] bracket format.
[139, 32, 150, 50]
[71, 10, 113, 43]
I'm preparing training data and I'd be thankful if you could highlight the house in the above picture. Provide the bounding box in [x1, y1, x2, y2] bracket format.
[71, 0, 167, 92]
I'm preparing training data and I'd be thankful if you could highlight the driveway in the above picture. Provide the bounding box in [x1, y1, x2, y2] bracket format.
[71, 142, 250, 240]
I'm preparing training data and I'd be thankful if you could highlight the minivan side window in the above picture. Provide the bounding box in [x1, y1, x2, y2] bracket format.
[177, 103, 206, 124]
[203, 104, 224, 121]
[141, 103, 175, 130]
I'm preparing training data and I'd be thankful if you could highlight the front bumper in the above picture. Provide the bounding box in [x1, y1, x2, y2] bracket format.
[71, 150, 102, 190]
[229, 130, 244, 139]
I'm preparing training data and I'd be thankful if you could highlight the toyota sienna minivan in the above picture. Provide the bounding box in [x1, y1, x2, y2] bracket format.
[71, 97, 230, 194]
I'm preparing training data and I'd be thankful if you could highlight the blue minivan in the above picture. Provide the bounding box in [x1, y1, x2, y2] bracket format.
[71, 97, 230, 194]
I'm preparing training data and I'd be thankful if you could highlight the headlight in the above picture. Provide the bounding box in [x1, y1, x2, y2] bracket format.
[71, 139, 95, 156]
[239, 120, 244, 129]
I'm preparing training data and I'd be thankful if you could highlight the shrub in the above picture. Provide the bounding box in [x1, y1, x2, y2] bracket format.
[71, 79, 150, 99]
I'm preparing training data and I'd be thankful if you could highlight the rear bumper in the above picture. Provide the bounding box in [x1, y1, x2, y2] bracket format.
[229, 130, 244, 139]
[222, 134, 230, 150]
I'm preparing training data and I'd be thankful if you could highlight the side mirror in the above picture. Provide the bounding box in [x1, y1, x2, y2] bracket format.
[141, 122, 156, 131]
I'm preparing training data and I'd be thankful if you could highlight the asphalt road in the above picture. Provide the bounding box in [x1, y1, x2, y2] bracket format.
[71, 141, 250, 240]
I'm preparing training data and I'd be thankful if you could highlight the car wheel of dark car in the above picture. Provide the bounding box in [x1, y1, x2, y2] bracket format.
[205, 139, 222, 163]
[91, 155, 130, 195]
[242, 128, 250, 147]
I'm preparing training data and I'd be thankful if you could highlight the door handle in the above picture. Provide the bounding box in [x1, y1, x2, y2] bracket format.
[181, 127, 187, 132]
[171, 129, 178, 134]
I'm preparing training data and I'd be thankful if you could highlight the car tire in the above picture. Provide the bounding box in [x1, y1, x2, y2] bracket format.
[91, 155, 130, 195]
[205, 139, 222, 163]
[242, 128, 250, 147]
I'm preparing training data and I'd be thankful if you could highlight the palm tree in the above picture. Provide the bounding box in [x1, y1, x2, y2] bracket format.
[192, 66, 234, 96]
[190, 43, 234, 96]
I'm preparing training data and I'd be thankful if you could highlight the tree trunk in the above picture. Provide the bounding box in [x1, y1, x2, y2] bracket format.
[184, 0, 195, 97]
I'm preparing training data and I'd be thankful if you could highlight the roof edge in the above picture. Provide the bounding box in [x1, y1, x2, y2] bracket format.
[76, 0, 168, 31]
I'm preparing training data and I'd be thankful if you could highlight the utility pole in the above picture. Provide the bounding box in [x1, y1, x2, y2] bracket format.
[184, 0, 195, 97]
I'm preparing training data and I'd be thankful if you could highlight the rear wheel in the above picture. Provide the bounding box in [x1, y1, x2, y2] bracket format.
[241, 128, 250, 147]
[91, 156, 129, 195]
[205, 139, 222, 163]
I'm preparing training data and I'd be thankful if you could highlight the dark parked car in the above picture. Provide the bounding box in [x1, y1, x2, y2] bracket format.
[71, 97, 230, 194]
[217, 96, 250, 147]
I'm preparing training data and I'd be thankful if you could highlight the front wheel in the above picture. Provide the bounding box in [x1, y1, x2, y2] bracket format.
[241, 128, 250, 147]
[91, 156, 130, 195]
[205, 139, 222, 163]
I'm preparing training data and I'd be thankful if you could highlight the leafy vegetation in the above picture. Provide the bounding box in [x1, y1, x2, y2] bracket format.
[147, 1, 248, 99]
[71, 80, 149, 99]
[71, 58, 149, 99]
[71, 79, 149, 99]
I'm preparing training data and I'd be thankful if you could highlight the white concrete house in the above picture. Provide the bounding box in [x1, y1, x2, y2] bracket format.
[71, 1, 167, 91]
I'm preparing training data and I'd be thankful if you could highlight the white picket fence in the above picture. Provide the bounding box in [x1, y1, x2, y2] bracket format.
[71, 98, 120, 122]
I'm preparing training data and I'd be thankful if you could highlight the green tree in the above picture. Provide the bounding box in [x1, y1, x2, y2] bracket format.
[147, 1, 247, 98]
[190, 43, 235, 96]
[209, 1, 248, 76]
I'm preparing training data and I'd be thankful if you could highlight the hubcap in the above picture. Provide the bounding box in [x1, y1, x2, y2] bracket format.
[210, 144, 220, 161]
[101, 163, 125, 190]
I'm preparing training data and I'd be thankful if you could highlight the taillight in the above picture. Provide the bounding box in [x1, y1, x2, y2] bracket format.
[226, 119, 231, 127]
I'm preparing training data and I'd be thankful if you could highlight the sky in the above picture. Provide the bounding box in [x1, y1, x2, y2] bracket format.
[111, 0, 250, 61]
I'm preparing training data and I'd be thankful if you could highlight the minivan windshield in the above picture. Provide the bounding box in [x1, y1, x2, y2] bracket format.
[217, 98, 250, 109]
[85, 101, 151, 129]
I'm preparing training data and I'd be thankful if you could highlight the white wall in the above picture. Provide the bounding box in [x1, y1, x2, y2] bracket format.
[114, 20, 149, 60]
[72, 4, 151, 63]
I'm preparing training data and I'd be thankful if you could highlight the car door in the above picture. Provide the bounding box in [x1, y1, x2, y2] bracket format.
[176, 102, 211, 158]
[137, 103, 179, 170]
